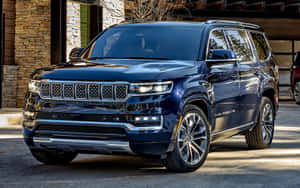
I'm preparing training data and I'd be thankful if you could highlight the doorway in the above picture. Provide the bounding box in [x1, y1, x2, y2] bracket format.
[50, 0, 103, 65]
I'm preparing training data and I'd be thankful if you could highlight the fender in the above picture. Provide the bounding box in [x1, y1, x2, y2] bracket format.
[166, 83, 212, 153]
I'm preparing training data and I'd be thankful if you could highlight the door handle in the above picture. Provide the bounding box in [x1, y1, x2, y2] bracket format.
[231, 74, 238, 80]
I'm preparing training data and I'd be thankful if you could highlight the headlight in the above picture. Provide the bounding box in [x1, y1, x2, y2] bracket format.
[28, 80, 41, 94]
[129, 81, 173, 96]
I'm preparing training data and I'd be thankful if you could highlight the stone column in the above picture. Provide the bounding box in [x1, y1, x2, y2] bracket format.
[66, 2, 81, 61]
[15, 0, 51, 107]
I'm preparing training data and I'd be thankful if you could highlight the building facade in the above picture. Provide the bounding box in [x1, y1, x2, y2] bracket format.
[1, 0, 124, 108]
[1, 0, 300, 108]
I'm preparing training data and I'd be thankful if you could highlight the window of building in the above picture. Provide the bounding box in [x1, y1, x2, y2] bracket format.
[251, 32, 270, 61]
[207, 29, 228, 59]
[226, 30, 254, 63]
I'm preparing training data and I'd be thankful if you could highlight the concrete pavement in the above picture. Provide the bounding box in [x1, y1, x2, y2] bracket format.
[0, 102, 299, 188]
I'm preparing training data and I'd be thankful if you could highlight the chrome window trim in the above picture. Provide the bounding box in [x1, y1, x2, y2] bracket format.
[205, 27, 258, 65]
[36, 117, 164, 131]
[248, 30, 272, 63]
[224, 29, 256, 64]
[205, 28, 229, 61]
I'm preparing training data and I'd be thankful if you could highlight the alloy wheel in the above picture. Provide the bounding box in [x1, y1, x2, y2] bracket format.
[177, 113, 208, 166]
[261, 103, 274, 145]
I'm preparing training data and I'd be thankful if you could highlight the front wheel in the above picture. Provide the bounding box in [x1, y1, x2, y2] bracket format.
[246, 97, 275, 149]
[163, 105, 210, 172]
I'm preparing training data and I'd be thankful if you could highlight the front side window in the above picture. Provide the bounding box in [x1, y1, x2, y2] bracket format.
[226, 30, 254, 63]
[250, 32, 270, 61]
[83, 26, 202, 61]
[207, 29, 228, 59]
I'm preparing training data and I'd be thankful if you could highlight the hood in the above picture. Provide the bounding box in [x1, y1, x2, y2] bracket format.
[33, 59, 199, 82]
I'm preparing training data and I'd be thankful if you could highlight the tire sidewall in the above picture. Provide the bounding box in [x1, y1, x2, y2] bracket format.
[258, 97, 275, 146]
[173, 105, 210, 170]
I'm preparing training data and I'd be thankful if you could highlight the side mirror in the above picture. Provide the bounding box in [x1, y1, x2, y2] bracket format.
[69, 47, 84, 62]
[206, 49, 239, 66]
[210, 49, 237, 60]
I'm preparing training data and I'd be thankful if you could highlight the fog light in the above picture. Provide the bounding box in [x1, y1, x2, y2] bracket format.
[135, 116, 161, 122]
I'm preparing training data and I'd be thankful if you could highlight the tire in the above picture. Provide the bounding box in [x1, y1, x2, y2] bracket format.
[163, 105, 210, 172]
[31, 149, 77, 165]
[246, 97, 275, 149]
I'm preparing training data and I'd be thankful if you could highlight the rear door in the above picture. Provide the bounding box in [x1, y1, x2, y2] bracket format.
[206, 29, 240, 133]
[225, 29, 261, 126]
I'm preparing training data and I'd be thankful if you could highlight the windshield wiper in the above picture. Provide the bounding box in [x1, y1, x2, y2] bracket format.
[87, 57, 173, 61]
[118, 57, 173, 60]
[87, 57, 120, 60]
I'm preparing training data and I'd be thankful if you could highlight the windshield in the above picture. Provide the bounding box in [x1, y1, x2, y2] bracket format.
[82, 26, 202, 61]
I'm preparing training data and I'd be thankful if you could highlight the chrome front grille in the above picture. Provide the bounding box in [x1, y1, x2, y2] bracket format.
[40, 80, 128, 102]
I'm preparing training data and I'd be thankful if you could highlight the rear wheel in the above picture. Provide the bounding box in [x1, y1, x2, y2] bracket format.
[164, 105, 210, 172]
[31, 150, 77, 165]
[246, 97, 275, 149]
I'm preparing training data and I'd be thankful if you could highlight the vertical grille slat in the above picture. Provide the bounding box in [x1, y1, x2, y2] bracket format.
[63, 84, 74, 98]
[115, 85, 128, 100]
[40, 83, 50, 97]
[76, 84, 87, 99]
[88, 84, 100, 99]
[51, 83, 62, 98]
[102, 85, 114, 100]
[39, 81, 128, 102]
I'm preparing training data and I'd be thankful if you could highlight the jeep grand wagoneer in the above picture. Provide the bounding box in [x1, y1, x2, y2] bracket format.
[23, 20, 278, 172]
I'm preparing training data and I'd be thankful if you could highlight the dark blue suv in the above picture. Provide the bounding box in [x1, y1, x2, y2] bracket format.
[23, 20, 279, 172]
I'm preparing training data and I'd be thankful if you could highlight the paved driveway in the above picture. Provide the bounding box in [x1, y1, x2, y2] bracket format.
[0, 102, 299, 188]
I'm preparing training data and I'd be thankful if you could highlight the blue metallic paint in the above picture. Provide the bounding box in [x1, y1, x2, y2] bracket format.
[23, 22, 278, 156]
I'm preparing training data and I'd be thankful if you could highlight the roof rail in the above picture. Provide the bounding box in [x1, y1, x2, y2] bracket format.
[205, 20, 260, 29]
[120, 19, 154, 24]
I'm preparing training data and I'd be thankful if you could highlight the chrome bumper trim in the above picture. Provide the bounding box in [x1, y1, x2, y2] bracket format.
[33, 137, 134, 154]
[36, 118, 163, 131]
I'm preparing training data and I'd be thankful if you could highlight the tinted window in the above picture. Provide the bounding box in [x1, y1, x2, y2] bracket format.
[83, 27, 202, 61]
[226, 30, 253, 62]
[207, 30, 228, 59]
[251, 32, 270, 61]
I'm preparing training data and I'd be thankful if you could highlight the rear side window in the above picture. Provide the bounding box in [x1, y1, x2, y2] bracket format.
[226, 30, 254, 63]
[207, 30, 228, 59]
[250, 32, 270, 61]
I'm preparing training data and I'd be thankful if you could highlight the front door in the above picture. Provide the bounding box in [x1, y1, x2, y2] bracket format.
[225, 29, 260, 126]
[206, 29, 240, 133]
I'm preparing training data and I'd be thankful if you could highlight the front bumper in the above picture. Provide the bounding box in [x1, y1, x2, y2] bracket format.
[23, 90, 181, 156]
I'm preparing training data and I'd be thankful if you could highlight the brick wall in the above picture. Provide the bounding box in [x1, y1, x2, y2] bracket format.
[15, 0, 51, 107]
[3, 0, 16, 65]
[1, 65, 18, 107]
